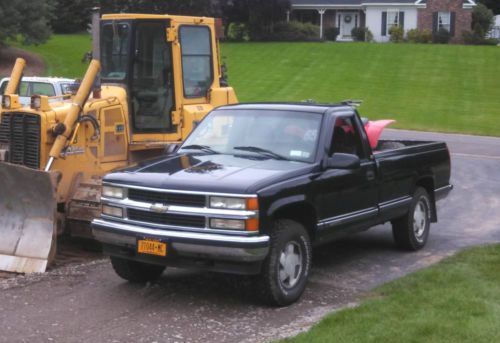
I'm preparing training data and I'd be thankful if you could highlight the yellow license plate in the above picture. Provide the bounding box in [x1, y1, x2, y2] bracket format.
[137, 239, 167, 257]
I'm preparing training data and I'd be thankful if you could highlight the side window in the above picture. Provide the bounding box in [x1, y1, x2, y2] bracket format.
[31, 82, 56, 96]
[179, 26, 213, 98]
[0, 81, 29, 96]
[329, 117, 365, 158]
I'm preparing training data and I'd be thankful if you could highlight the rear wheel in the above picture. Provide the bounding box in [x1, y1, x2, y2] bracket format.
[260, 219, 312, 306]
[110, 256, 166, 282]
[392, 187, 432, 250]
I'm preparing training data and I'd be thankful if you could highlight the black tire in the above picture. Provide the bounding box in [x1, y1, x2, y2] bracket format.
[260, 219, 312, 306]
[110, 256, 166, 283]
[392, 187, 432, 251]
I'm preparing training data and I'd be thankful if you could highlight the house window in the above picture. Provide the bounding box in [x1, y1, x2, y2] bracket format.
[437, 11, 451, 32]
[387, 11, 399, 32]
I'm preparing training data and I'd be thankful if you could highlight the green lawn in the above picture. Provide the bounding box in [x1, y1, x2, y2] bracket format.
[222, 42, 500, 136]
[13, 35, 500, 136]
[283, 244, 500, 343]
[14, 33, 91, 78]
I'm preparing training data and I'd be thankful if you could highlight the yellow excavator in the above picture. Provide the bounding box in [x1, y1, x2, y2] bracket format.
[0, 13, 238, 274]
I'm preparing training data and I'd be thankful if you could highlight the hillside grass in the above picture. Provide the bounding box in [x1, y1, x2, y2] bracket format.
[222, 42, 500, 136]
[282, 244, 500, 343]
[13, 33, 91, 78]
[12, 35, 500, 136]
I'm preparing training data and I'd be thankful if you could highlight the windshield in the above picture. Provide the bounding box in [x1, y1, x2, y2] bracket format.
[181, 109, 323, 163]
[101, 22, 130, 81]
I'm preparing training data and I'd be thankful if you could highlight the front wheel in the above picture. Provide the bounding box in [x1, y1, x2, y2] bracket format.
[110, 256, 166, 283]
[392, 187, 432, 251]
[260, 219, 312, 306]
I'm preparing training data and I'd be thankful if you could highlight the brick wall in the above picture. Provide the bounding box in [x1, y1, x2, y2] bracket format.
[418, 0, 473, 43]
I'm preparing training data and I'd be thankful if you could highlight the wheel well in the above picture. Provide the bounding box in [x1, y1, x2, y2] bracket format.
[272, 202, 317, 241]
[416, 177, 437, 222]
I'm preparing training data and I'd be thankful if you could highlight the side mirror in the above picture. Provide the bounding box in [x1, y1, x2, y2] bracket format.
[326, 153, 360, 169]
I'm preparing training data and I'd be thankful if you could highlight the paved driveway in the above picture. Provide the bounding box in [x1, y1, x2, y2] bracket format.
[1, 130, 499, 343]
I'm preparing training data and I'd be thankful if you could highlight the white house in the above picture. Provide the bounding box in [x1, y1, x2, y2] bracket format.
[290, 0, 476, 43]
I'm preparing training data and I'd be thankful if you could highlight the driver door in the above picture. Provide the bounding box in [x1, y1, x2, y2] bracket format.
[315, 114, 378, 242]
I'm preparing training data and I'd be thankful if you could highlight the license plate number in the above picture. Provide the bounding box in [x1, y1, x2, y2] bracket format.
[137, 239, 167, 257]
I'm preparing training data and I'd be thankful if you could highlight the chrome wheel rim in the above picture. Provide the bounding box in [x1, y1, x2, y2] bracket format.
[413, 198, 428, 243]
[279, 241, 303, 289]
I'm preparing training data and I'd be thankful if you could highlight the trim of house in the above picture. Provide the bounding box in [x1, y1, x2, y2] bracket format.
[292, 4, 363, 9]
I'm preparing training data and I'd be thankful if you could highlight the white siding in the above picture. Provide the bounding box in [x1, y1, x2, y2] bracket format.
[365, 6, 418, 42]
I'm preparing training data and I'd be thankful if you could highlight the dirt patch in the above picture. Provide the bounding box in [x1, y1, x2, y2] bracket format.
[0, 46, 45, 78]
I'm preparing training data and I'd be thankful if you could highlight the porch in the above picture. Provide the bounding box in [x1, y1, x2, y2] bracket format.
[289, 6, 366, 41]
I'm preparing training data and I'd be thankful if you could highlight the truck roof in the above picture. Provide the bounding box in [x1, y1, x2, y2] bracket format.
[216, 102, 353, 114]
[0, 76, 75, 83]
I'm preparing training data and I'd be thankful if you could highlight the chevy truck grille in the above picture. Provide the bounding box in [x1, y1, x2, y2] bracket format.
[128, 188, 206, 207]
[127, 208, 206, 228]
[0, 112, 41, 169]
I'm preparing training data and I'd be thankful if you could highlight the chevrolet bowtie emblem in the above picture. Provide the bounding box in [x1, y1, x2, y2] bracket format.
[150, 203, 169, 213]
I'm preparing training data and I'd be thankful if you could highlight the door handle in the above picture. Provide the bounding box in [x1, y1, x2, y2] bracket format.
[366, 170, 375, 181]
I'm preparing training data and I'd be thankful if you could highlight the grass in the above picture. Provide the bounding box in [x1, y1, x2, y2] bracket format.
[12, 35, 500, 136]
[13, 33, 91, 78]
[222, 42, 500, 136]
[282, 244, 500, 343]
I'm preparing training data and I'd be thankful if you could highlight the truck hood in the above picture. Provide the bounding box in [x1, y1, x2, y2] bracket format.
[104, 153, 316, 194]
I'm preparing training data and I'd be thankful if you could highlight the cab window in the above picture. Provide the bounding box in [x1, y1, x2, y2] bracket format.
[31, 82, 56, 96]
[131, 21, 174, 132]
[329, 116, 365, 158]
[179, 26, 213, 98]
[0, 81, 29, 96]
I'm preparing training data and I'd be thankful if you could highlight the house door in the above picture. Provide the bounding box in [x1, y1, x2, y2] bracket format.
[339, 12, 358, 39]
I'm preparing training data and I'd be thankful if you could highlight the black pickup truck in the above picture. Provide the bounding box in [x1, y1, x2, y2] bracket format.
[92, 103, 452, 306]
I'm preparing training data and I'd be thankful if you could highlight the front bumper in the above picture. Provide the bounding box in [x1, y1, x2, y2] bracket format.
[92, 218, 270, 265]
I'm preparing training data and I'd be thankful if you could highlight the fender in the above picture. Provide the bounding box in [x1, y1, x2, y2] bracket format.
[266, 195, 306, 217]
[364, 120, 395, 149]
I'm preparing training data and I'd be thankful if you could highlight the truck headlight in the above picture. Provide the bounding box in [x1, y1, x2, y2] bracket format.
[102, 205, 123, 218]
[31, 95, 42, 110]
[210, 218, 245, 230]
[102, 185, 125, 199]
[209, 218, 259, 231]
[2, 95, 11, 109]
[209, 196, 258, 210]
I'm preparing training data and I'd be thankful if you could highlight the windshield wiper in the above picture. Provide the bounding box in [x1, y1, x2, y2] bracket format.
[233, 146, 289, 161]
[180, 144, 219, 154]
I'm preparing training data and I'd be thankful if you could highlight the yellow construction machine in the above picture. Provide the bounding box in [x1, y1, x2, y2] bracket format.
[0, 13, 238, 273]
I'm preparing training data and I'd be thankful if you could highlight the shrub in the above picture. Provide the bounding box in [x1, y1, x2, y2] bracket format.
[433, 27, 452, 44]
[389, 26, 404, 43]
[407, 29, 432, 43]
[227, 23, 249, 42]
[419, 29, 433, 43]
[472, 3, 495, 37]
[266, 21, 320, 41]
[325, 27, 340, 41]
[351, 27, 374, 42]
[463, 30, 500, 45]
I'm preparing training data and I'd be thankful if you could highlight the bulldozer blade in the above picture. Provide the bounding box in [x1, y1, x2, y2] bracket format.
[0, 163, 58, 273]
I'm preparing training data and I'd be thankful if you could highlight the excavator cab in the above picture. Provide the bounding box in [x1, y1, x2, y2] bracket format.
[0, 14, 238, 274]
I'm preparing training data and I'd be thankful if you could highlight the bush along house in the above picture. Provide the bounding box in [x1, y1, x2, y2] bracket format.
[290, 0, 476, 43]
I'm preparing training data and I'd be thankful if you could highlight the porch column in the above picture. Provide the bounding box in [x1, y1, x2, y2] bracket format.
[286, 10, 290, 23]
[318, 9, 326, 39]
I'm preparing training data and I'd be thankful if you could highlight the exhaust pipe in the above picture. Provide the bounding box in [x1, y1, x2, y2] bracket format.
[4, 58, 26, 95]
[91, 7, 101, 99]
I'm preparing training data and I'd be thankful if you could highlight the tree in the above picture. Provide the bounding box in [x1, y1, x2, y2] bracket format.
[247, 0, 291, 40]
[51, 0, 97, 34]
[476, 0, 500, 15]
[472, 3, 495, 38]
[0, 0, 54, 46]
[99, 0, 214, 16]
